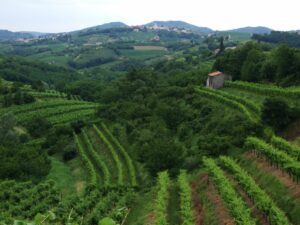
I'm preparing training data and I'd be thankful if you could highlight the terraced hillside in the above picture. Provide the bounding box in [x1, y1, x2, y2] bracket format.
[124, 83, 300, 225]
[222, 81, 300, 108]
[0, 99, 97, 125]
[195, 86, 260, 124]
[127, 137, 300, 225]
[75, 123, 138, 188]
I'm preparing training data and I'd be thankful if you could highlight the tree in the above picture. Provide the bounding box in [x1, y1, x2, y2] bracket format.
[0, 112, 19, 145]
[274, 45, 295, 80]
[142, 138, 183, 176]
[71, 120, 85, 134]
[219, 36, 225, 54]
[3, 94, 13, 107]
[241, 49, 265, 82]
[0, 145, 50, 180]
[26, 117, 52, 138]
[261, 97, 291, 131]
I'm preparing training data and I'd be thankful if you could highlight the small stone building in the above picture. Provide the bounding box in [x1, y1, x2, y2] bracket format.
[206, 71, 231, 89]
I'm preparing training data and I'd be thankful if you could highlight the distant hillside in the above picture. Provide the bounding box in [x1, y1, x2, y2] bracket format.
[76, 22, 129, 33]
[0, 55, 80, 87]
[145, 20, 213, 33]
[0, 30, 44, 42]
[252, 31, 300, 48]
[227, 26, 272, 34]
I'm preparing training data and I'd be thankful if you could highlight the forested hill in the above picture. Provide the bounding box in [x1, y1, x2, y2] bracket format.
[227, 26, 272, 34]
[0, 55, 80, 88]
[0, 30, 45, 41]
[252, 31, 300, 48]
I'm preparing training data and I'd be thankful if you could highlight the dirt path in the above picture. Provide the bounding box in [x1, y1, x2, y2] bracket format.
[224, 171, 269, 225]
[200, 173, 236, 225]
[145, 212, 155, 225]
[281, 118, 300, 141]
[167, 182, 180, 225]
[244, 151, 300, 199]
[191, 174, 206, 225]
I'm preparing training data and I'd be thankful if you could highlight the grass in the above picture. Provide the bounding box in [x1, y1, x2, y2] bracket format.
[46, 157, 76, 196]
[124, 190, 154, 225]
[238, 156, 300, 224]
[67, 156, 89, 194]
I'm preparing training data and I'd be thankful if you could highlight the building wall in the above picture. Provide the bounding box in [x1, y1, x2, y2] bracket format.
[206, 74, 232, 89]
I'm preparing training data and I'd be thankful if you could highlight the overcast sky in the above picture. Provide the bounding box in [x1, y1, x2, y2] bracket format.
[1, 0, 299, 33]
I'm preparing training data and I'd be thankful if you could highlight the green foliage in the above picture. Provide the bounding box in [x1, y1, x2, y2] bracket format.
[26, 116, 53, 138]
[100, 123, 137, 186]
[0, 180, 59, 222]
[261, 97, 292, 131]
[215, 42, 300, 86]
[71, 120, 86, 134]
[195, 87, 258, 123]
[0, 100, 91, 116]
[0, 55, 80, 89]
[142, 138, 183, 177]
[177, 170, 195, 225]
[253, 31, 300, 48]
[225, 80, 300, 99]
[220, 156, 291, 225]
[82, 129, 111, 187]
[95, 67, 258, 175]
[98, 217, 117, 225]
[0, 112, 19, 145]
[0, 145, 50, 180]
[18, 104, 96, 125]
[42, 125, 76, 158]
[203, 157, 256, 225]
[93, 124, 124, 186]
[66, 79, 104, 101]
[238, 156, 300, 225]
[270, 135, 300, 160]
[74, 133, 98, 185]
[0, 97, 97, 127]
[154, 171, 170, 225]
[245, 137, 300, 181]
[0, 113, 51, 181]
[213, 88, 261, 116]
[3, 90, 35, 107]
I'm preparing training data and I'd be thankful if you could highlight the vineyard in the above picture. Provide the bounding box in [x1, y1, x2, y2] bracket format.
[0, 179, 133, 224]
[221, 81, 300, 111]
[195, 86, 259, 123]
[75, 123, 138, 188]
[1, 69, 300, 225]
[0, 122, 138, 224]
[225, 81, 300, 99]
[28, 90, 82, 101]
[0, 99, 97, 125]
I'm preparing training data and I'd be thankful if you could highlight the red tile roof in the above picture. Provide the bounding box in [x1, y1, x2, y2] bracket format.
[208, 71, 223, 77]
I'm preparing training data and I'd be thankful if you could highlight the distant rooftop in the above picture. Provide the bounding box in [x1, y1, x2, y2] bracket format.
[208, 71, 223, 77]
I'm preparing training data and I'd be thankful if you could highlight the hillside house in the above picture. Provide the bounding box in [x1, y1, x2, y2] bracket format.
[206, 71, 231, 89]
